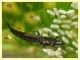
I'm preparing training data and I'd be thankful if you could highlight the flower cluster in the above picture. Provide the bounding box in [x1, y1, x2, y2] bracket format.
[41, 2, 78, 57]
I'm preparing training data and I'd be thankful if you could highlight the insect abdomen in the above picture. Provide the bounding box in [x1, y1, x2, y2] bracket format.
[7, 23, 37, 41]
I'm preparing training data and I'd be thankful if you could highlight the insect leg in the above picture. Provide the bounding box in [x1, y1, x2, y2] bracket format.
[48, 32, 52, 37]
[34, 30, 41, 36]
[48, 32, 50, 37]
[55, 36, 60, 39]
[36, 30, 41, 36]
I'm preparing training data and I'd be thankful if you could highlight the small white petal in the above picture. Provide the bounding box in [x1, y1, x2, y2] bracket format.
[51, 32, 59, 36]
[71, 15, 78, 19]
[50, 24, 60, 29]
[76, 50, 78, 54]
[43, 28, 52, 33]
[61, 24, 71, 29]
[71, 21, 78, 28]
[71, 2, 78, 10]
[53, 19, 62, 24]
[57, 29, 65, 35]
[47, 9, 55, 16]
[59, 10, 67, 14]
[67, 10, 75, 17]
[67, 47, 74, 51]
[42, 48, 55, 56]
[72, 41, 78, 48]
[53, 8, 59, 16]
[59, 15, 66, 19]
[71, 21, 78, 26]
[62, 36, 69, 44]
[42, 33, 48, 37]
[62, 20, 72, 24]
[42, 48, 48, 53]
[57, 47, 62, 52]
[65, 31, 73, 38]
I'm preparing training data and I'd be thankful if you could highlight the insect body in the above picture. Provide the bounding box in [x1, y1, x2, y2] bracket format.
[7, 23, 63, 46]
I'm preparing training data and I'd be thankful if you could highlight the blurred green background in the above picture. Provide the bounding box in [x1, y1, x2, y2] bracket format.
[2, 2, 78, 58]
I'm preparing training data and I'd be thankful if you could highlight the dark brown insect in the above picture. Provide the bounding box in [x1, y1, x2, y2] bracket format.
[7, 23, 63, 47]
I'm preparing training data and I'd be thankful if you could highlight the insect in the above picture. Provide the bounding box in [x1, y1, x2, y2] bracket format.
[7, 23, 64, 47]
